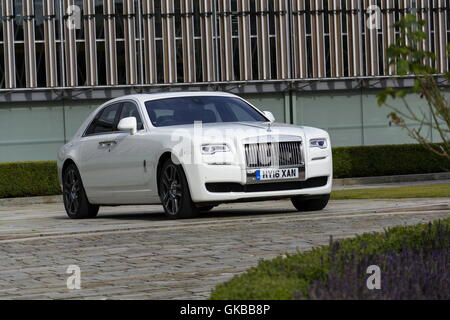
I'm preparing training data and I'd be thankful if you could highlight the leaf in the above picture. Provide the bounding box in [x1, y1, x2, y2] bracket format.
[377, 93, 387, 106]
[396, 90, 407, 99]
[397, 60, 410, 75]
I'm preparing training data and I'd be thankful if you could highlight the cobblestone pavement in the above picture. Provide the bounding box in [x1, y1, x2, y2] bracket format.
[0, 198, 449, 299]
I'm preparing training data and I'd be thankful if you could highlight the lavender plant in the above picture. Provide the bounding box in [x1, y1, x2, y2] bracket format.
[211, 220, 450, 300]
[296, 223, 450, 300]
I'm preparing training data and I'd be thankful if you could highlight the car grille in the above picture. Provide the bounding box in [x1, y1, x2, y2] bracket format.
[244, 141, 303, 168]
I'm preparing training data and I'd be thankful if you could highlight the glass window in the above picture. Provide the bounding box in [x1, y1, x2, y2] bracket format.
[119, 102, 144, 130]
[0, 44, 4, 88]
[35, 0, 45, 41]
[36, 43, 46, 87]
[145, 96, 268, 127]
[85, 103, 121, 135]
[13, 2, 24, 41]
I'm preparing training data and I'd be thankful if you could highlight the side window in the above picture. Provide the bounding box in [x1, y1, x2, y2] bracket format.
[85, 103, 121, 136]
[119, 102, 144, 130]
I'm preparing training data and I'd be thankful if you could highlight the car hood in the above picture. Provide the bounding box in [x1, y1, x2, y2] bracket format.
[152, 122, 328, 144]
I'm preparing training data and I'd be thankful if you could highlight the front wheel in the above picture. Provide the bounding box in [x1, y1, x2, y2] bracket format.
[63, 164, 99, 219]
[291, 194, 330, 212]
[159, 159, 199, 219]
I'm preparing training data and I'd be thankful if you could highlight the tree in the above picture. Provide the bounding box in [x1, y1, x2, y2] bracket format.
[377, 14, 449, 160]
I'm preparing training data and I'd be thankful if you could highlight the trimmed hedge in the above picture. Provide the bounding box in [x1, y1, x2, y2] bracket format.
[333, 143, 449, 178]
[0, 143, 449, 198]
[0, 161, 60, 198]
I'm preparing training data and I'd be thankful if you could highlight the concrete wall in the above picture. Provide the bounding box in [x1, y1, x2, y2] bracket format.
[0, 100, 102, 162]
[294, 89, 447, 147]
[0, 90, 443, 162]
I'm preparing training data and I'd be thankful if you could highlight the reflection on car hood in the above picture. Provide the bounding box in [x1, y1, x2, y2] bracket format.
[152, 122, 328, 142]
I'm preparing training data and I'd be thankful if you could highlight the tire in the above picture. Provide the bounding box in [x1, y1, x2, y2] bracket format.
[291, 194, 330, 212]
[198, 205, 215, 212]
[159, 159, 199, 219]
[63, 164, 100, 219]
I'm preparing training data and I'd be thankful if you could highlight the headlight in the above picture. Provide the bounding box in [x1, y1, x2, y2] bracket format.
[310, 138, 327, 149]
[201, 144, 231, 155]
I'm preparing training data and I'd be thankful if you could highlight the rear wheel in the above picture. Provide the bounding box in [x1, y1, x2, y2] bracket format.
[159, 159, 199, 219]
[291, 194, 330, 212]
[63, 164, 99, 219]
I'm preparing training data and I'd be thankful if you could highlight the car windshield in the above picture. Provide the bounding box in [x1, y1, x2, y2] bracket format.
[145, 96, 268, 127]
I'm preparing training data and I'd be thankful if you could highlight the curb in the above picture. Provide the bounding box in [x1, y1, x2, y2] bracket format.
[333, 172, 450, 187]
[0, 195, 62, 207]
[1, 172, 449, 207]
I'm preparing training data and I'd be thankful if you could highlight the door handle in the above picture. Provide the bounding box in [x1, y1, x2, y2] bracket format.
[99, 140, 117, 147]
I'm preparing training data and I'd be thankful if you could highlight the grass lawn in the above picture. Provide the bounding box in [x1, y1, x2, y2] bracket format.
[331, 183, 450, 200]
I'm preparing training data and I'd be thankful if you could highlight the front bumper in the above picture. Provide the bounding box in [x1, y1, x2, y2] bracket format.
[183, 155, 333, 203]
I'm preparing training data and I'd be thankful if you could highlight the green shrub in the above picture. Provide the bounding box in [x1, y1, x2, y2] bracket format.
[210, 218, 450, 300]
[0, 161, 61, 198]
[0, 143, 448, 198]
[333, 143, 450, 178]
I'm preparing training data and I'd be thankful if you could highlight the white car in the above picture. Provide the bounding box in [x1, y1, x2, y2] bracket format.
[57, 92, 332, 219]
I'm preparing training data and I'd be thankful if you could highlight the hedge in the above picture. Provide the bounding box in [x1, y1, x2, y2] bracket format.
[332, 143, 449, 178]
[0, 143, 449, 198]
[0, 161, 60, 198]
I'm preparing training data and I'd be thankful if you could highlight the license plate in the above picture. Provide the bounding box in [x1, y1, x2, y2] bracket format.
[255, 168, 299, 181]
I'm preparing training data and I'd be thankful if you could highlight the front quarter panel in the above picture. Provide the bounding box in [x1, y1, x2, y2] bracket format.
[302, 126, 333, 182]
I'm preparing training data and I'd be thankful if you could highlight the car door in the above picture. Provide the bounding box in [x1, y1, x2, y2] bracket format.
[78, 103, 123, 202]
[104, 101, 154, 204]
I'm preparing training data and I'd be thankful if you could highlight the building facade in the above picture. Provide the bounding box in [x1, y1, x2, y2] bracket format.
[0, 0, 449, 162]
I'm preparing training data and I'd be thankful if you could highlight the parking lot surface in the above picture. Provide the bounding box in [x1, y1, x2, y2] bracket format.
[0, 197, 449, 299]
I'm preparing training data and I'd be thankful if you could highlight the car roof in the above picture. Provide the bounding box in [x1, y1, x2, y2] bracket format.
[104, 91, 239, 105]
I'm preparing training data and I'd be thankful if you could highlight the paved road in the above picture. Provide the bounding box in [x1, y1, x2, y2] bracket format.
[0, 198, 449, 299]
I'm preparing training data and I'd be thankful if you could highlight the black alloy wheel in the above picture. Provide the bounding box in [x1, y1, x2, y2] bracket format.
[63, 164, 99, 219]
[159, 159, 199, 219]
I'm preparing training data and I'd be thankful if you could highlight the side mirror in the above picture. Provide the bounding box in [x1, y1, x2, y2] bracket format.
[263, 111, 275, 123]
[118, 117, 137, 135]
